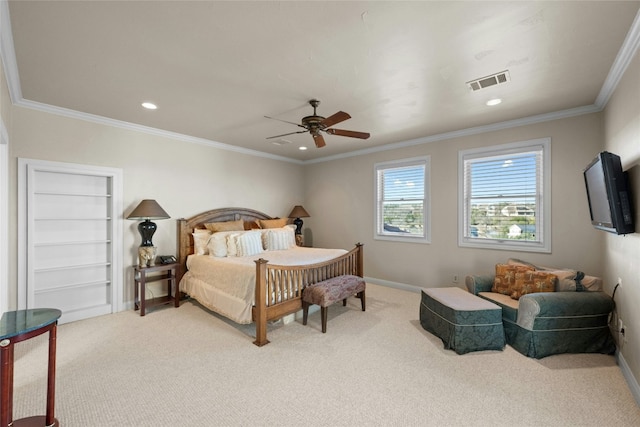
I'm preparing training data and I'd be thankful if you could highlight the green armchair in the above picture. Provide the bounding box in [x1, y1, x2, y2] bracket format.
[466, 274, 616, 358]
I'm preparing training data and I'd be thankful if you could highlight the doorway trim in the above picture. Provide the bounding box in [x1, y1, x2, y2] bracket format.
[0, 117, 7, 314]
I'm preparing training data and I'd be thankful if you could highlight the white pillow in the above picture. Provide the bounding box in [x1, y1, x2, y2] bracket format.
[265, 227, 296, 250]
[192, 229, 212, 255]
[207, 233, 228, 257]
[236, 231, 264, 257]
[226, 233, 240, 257]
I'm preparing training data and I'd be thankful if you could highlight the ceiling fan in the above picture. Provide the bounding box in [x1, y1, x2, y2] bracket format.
[265, 99, 370, 148]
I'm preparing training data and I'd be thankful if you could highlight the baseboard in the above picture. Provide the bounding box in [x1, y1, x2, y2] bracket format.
[364, 276, 423, 293]
[617, 350, 640, 406]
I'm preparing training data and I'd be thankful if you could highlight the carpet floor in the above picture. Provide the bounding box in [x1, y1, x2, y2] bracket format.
[11, 283, 640, 426]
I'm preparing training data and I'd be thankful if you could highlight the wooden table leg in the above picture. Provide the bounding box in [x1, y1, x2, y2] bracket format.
[0, 340, 14, 427]
[172, 266, 180, 308]
[46, 324, 57, 426]
[140, 270, 146, 316]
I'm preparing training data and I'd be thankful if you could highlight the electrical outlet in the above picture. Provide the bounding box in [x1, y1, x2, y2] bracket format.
[452, 274, 459, 283]
[618, 277, 622, 286]
[618, 319, 624, 332]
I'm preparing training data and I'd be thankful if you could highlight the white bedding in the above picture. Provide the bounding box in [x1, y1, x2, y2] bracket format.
[180, 246, 348, 324]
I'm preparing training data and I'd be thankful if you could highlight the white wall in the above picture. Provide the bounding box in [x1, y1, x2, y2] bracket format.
[304, 113, 605, 288]
[4, 104, 305, 310]
[603, 48, 640, 396]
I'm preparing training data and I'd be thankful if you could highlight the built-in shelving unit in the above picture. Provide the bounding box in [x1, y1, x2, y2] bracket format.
[19, 159, 123, 323]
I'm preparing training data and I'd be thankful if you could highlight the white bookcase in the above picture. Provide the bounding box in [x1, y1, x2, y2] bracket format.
[18, 159, 123, 324]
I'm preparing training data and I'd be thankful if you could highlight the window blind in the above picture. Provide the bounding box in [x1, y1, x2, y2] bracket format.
[463, 147, 543, 242]
[376, 159, 426, 238]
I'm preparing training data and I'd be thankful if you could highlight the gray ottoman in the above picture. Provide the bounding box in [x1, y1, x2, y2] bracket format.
[420, 287, 505, 354]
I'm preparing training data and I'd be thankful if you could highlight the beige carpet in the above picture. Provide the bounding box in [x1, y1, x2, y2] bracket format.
[12, 284, 640, 426]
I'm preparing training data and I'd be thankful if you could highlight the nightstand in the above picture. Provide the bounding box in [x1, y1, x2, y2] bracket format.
[134, 263, 181, 316]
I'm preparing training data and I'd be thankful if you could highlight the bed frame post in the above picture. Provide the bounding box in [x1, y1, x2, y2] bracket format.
[253, 258, 269, 346]
[176, 218, 189, 283]
[356, 243, 364, 277]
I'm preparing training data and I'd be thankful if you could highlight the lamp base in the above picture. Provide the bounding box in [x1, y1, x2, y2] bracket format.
[138, 246, 157, 268]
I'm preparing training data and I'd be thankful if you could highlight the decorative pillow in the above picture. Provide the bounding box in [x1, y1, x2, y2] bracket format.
[236, 231, 264, 257]
[258, 218, 288, 229]
[510, 270, 557, 300]
[507, 258, 538, 269]
[192, 229, 212, 255]
[244, 220, 261, 230]
[579, 275, 603, 292]
[492, 264, 534, 295]
[264, 227, 296, 250]
[542, 269, 578, 292]
[226, 233, 240, 257]
[207, 233, 228, 257]
[204, 219, 244, 233]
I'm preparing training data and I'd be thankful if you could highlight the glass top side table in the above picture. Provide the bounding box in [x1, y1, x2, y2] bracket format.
[0, 308, 62, 427]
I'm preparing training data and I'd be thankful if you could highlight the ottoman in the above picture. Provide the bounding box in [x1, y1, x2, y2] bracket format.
[302, 275, 366, 333]
[420, 287, 505, 354]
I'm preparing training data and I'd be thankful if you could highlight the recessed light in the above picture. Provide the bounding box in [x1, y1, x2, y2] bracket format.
[299, 146, 308, 151]
[141, 102, 157, 110]
[486, 98, 502, 106]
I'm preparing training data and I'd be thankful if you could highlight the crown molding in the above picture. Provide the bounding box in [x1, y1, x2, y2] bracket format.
[1, 2, 638, 165]
[306, 104, 601, 164]
[595, 8, 640, 108]
[0, 0, 21, 103]
[15, 98, 303, 164]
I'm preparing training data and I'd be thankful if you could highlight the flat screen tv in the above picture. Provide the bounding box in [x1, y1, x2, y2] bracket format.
[583, 151, 634, 235]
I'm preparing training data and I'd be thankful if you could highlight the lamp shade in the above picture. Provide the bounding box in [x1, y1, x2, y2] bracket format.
[288, 205, 310, 219]
[126, 199, 170, 220]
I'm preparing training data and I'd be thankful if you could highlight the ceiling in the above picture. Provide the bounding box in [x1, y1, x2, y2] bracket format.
[4, 1, 640, 162]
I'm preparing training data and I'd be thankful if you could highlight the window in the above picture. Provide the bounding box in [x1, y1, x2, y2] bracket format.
[375, 156, 430, 243]
[458, 138, 551, 253]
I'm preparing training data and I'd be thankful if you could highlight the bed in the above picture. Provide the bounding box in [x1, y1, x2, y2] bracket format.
[176, 207, 363, 346]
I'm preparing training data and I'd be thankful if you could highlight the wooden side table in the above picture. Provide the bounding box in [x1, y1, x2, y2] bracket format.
[0, 308, 62, 427]
[134, 263, 181, 316]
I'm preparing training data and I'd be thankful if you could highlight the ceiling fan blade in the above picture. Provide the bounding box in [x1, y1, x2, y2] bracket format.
[312, 133, 326, 148]
[266, 130, 308, 139]
[326, 128, 371, 139]
[320, 111, 351, 128]
[264, 116, 306, 129]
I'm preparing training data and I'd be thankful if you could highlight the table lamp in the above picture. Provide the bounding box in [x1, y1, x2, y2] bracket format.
[288, 205, 310, 235]
[126, 199, 170, 267]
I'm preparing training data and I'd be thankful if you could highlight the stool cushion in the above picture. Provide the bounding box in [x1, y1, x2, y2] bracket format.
[303, 275, 366, 307]
[420, 287, 505, 354]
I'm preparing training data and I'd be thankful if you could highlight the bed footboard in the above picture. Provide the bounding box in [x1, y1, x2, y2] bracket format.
[252, 243, 363, 346]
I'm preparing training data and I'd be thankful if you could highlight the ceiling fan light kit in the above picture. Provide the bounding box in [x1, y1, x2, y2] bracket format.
[266, 99, 370, 148]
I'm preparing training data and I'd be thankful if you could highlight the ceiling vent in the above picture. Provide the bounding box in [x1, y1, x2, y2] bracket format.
[466, 70, 510, 91]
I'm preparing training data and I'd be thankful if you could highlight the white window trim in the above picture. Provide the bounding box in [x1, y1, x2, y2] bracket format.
[374, 156, 431, 244]
[458, 138, 551, 253]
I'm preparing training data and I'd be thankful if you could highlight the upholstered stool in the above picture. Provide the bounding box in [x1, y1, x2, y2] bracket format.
[302, 275, 366, 333]
[420, 287, 505, 354]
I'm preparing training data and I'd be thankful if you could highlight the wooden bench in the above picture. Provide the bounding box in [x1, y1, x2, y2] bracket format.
[302, 275, 366, 333]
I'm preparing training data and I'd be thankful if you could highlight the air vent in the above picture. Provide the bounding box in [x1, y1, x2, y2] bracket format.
[466, 70, 511, 91]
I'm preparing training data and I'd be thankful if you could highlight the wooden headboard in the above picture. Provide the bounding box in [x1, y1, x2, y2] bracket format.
[176, 207, 273, 282]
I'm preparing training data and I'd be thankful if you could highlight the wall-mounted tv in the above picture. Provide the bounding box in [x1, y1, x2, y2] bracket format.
[583, 151, 634, 235]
